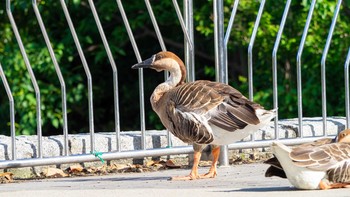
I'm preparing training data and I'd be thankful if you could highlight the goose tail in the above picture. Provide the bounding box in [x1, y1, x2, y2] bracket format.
[256, 108, 277, 124]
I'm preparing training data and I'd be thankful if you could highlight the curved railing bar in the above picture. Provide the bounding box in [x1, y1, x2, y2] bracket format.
[6, 0, 43, 158]
[247, 0, 266, 101]
[224, 0, 240, 46]
[171, 0, 193, 51]
[59, 0, 95, 151]
[296, 0, 316, 137]
[246, 0, 266, 143]
[272, 0, 291, 139]
[144, 1, 168, 80]
[116, 0, 146, 150]
[32, 0, 69, 156]
[87, 0, 121, 152]
[320, 0, 342, 136]
[0, 63, 16, 160]
[144, 0, 167, 52]
[144, 0, 175, 148]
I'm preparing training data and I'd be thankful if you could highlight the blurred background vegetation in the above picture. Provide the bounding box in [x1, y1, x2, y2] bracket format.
[0, 0, 349, 136]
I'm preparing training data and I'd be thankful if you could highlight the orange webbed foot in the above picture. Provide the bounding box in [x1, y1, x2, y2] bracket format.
[199, 169, 217, 179]
[169, 170, 200, 181]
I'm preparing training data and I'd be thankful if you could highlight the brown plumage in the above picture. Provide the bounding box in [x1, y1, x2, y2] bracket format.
[132, 51, 276, 180]
[265, 137, 336, 178]
[266, 129, 350, 190]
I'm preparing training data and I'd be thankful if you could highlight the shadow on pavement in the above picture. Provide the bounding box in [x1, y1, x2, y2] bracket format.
[50, 175, 171, 183]
[215, 186, 296, 192]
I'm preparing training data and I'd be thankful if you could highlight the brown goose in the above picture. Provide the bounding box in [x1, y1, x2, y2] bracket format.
[268, 129, 350, 190]
[132, 51, 276, 180]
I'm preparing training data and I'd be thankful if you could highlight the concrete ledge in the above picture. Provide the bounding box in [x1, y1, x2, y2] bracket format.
[0, 117, 347, 178]
[1, 117, 347, 161]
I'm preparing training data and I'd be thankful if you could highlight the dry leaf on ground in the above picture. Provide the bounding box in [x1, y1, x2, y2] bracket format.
[66, 164, 84, 174]
[165, 160, 181, 169]
[0, 172, 14, 183]
[42, 168, 68, 178]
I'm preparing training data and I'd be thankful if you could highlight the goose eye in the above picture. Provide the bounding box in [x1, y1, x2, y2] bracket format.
[341, 133, 347, 138]
[155, 54, 162, 61]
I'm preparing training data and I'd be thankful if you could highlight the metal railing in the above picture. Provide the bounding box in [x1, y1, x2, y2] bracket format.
[0, 0, 349, 169]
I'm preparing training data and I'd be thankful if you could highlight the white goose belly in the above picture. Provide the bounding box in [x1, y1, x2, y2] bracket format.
[286, 169, 325, 190]
[209, 124, 266, 145]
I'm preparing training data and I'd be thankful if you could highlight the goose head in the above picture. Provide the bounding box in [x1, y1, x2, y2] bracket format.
[337, 129, 350, 142]
[132, 51, 186, 86]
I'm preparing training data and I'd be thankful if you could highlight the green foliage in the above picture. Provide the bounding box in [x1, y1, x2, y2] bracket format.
[0, 0, 349, 136]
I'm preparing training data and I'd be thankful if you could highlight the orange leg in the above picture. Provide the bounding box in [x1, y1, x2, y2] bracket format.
[170, 151, 201, 181]
[199, 146, 220, 179]
[319, 180, 350, 190]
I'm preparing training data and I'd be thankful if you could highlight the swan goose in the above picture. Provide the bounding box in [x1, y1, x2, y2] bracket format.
[132, 51, 276, 180]
[266, 129, 350, 189]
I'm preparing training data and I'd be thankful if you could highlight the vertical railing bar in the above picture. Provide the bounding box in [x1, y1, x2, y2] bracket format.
[171, 0, 194, 51]
[32, 0, 69, 156]
[214, 0, 227, 84]
[272, 0, 291, 139]
[144, 0, 173, 148]
[0, 63, 16, 160]
[183, 0, 195, 83]
[214, 0, 229, 167]
[87, 0, 121, 152]
[224, 0, 240, 46]
[224, 0, 239, 100]
[248, 0, 266, 102]
[59, 0, 95, 152]
[345, 48, 350, 129]
[296, 0, 316, 138]
[320, 0, 342, 136]
[6, 0, 43, 158]
[116, 0, 146, 150]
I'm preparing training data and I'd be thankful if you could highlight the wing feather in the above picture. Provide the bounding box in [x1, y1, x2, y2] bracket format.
[161, 80, 265, 144]
[171, 80, 261, 131]
[290, 143, 350, 172]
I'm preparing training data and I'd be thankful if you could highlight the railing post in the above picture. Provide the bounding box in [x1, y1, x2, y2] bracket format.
[272, 0, 292, 139]
[87, 0, 121, 152]
[214, 0, 229, 167]
[0, 63, 16, 160]
[32, 0, 69, 156]
[144, 0, 174, 148]
[320, 0, 342, 136]
[116, 0, 146, 150]
[296, 0, 316, 138]
[59, 0, 95, 152]
[184, 0, 195, 82]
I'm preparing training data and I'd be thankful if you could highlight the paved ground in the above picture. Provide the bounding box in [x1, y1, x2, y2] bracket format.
[1, 163, 350, 197]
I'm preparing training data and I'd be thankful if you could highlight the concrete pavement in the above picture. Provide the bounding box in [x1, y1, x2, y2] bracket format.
[1, 163, 350, 197]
